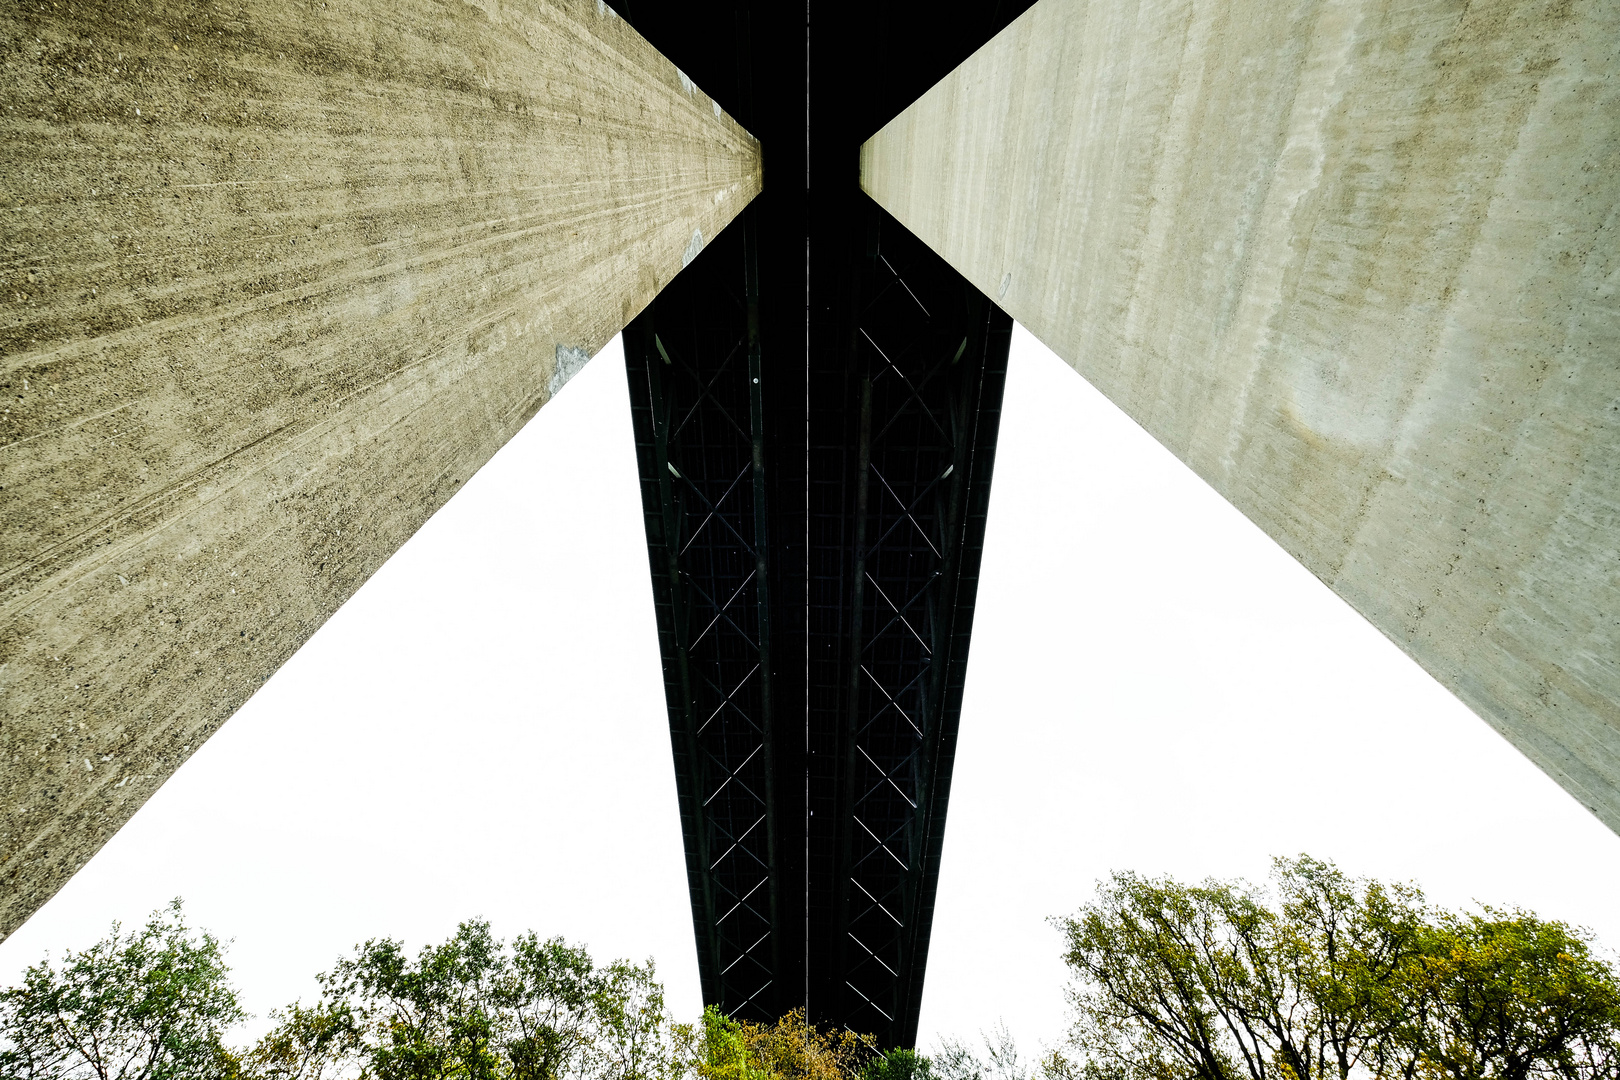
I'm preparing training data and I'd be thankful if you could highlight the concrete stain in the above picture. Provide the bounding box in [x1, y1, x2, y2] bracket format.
[550, 344, 593, 398]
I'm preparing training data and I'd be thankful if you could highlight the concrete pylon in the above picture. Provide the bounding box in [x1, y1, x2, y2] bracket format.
[2, 0, 760, 939]
[862, 0, 1619, 831]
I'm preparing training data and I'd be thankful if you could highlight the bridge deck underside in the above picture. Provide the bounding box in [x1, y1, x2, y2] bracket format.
[617, 0, 1029, 1046]
[626, 204, 1010, 1045]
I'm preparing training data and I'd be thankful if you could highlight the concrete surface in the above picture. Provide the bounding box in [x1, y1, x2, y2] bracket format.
[2, 0, 761, 939]
[862, 0, 1619, 832]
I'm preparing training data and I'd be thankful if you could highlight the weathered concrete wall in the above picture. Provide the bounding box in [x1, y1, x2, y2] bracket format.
[862, 0, 1619, 831]
[2, 0, 760, 938]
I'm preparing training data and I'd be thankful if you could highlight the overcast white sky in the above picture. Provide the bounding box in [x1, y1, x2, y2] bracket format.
[4, 326, 1618, 1052]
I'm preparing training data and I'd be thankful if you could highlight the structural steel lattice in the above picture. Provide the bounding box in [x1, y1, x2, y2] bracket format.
[617, 0, 1030, 1048]
[628, 212, 779, 1012]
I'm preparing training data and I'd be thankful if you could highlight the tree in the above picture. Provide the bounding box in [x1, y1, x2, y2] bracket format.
[689, 1007, 772, 1080]
[587, 959, 677, 1080]
[1048, 858, 1620, 1080]
[863, 1049, 933, 1080]
[503, 935, 599, 1080]
[326, 920, 510, 1080]
[735, 1009, 871, 1080]
[1400, 911, 1620, 1080]
[933, 1026, 1029, 1080]
[239, 1000, 362, 1080]
[2, 909, 898, 1080]
[690, 1007, 872, 1080]
[244, 921, 678, 1080]
[0, 899, 246, 1080]
[861, 1021, 1027, 1080]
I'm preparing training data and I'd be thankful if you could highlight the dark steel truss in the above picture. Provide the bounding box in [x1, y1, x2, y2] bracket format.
[625, 209, 779, 1011]
[627, 200, 1009, 1044]
[822, 209, 1009, 1037]
[615, 0, 1026, 1045]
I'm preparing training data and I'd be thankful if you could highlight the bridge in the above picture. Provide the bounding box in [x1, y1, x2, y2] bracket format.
[3, 0, 1616, 1049]
[614, 1, 1024, 1040]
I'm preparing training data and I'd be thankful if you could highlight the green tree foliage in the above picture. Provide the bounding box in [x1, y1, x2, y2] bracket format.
[245, 921, 676, 1080]
[861, 1020, 1034, 1080]
[691, 1007, 871, 1080]
[863, 1049, 933, 1080]
[0, 899, 246, 1080]
[10, 859, 1613, 1080]
[1400, 912, 1620, 1080]
[1047, 857, 1620, 1080]
[690, 1008, 772, 1080]
[872, 1022, 1030, 1080]
[588, 954, 677, 1080]
[239, 1000, 362, 1080]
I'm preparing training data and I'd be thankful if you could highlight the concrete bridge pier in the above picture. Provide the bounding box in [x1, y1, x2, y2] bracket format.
[863, 0, 1620, 834]
[1, 0, 761, 939]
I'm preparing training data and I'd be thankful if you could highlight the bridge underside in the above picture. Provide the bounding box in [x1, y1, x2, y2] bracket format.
[10, 0, 1615, 1036]
[616, 0, 1029, 1045]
